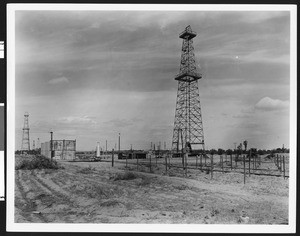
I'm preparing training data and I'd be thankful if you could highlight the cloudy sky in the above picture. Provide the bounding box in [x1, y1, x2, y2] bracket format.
[14, 9, 290, 151]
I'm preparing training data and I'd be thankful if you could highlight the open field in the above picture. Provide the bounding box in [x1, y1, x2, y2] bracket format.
[15, 154, 289, 224]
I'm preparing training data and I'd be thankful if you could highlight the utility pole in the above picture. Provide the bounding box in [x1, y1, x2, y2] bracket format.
[118, 133, 121, 154]
[106, 140, 107, 154]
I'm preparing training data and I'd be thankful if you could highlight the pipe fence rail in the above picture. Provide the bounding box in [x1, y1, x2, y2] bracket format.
[74, 151, 289, 184]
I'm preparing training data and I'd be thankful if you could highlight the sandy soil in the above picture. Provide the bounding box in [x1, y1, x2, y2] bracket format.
[14, 156, 289, 224]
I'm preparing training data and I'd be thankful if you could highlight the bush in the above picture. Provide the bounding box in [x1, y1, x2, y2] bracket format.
[113, 171, 137, 181]
[77, 165, 96, 174]
[100, 200, 120, 207]
[137, 177, 151, 187]
[173, 184, 188, 190]
[15, 155, 63, 170]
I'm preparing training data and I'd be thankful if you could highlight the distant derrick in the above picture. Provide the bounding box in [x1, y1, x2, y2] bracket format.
[21, 112, 30, 151]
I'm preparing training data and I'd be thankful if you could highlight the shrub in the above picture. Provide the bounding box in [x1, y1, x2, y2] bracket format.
[77, 165, 96, 174]
[100, 200, 120, 207]
[113, 171, 137, 181]
[173, 184, 188, 190]
[137, 177, 151, 187]
[15, 155, 63, 170]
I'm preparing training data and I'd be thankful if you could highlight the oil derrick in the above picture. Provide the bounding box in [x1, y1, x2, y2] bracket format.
[21, 112, 30, 151]
[171, 25, 205, 154]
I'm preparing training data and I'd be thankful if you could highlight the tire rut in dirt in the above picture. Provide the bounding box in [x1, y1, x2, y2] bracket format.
[27, 170, 94, 222]
[15, 170, 48, 223]
[61, 171, 125, 199]
[29, 170, 73, 203]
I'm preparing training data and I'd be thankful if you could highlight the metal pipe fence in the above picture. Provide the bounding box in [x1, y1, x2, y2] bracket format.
[74, 151, 290, 184]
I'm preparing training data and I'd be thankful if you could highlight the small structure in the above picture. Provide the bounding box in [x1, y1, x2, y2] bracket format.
[41, 139, 76, 160]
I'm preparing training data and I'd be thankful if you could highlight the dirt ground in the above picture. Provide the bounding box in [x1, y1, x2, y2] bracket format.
[15, 155, 289, 224]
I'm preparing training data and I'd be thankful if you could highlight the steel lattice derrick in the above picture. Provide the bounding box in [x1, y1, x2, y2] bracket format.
[172, 26, 205, 154]
[21, 112, 30, 151]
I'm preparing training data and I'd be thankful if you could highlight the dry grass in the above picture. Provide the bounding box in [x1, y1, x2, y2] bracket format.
[113, 171, 137, 181]
[15, 155, 63, 170]
[137, 177, 151, 187]
[77, 165, 96, 174]
[100, 200, 121, 207]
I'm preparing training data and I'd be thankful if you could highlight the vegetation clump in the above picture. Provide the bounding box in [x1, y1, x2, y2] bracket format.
[100, 200, 120, 207]
[15, 155, 63, 170]
[77, 165, 96, 174]
[113, 171, 137, 181]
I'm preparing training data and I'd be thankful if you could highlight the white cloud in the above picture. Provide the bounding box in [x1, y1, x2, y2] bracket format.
[48, 76, 69, 85]
[255, 97, 289, 111]
[56, 116, 96, 125]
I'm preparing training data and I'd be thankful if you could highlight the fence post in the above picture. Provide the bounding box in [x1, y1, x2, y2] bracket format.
[283, 155, 285, 179]
[165, 155, 168, 173]
[235, 153, 238, 168]
[221, 155, 224, 174]
[200, 153, 203, 171]
[243, 154, 246, 184]
[196, 155, 198, 168]
[230, 154, 232, 170]
[136, 153, 138, 171]
[126, 152, 128, 168]
[211, 154, 213, 179]
[112, 149, 114, 167]
[248, 153, 251, 177]
[185, 152, 188, 176]
[149, 152, 152, 173]
[259, 155, 261, 166]
[278, 155, 281, 172]
[182, 154, 185, 177]
[280, 155, 282, 172]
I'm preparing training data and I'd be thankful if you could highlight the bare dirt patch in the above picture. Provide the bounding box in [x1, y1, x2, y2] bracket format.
[14, 156, 289, 224]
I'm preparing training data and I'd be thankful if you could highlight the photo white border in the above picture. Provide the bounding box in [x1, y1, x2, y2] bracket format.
[0, 41, 4, 59]
[0, 103, 4, 201]
[6, 3, 297, 233]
